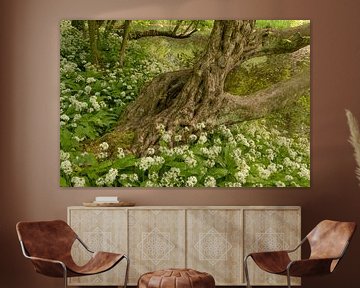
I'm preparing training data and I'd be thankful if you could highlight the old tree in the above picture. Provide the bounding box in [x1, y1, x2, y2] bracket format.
[106, 20, 310, 155]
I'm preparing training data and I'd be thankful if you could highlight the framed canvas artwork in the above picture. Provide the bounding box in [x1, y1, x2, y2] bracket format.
[60, 20, 310, 187]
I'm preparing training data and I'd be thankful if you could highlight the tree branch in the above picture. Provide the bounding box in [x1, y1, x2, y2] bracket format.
[245, 23, 310, 59]
[127, 28, 198, 40]
[219, 69, 310, 125]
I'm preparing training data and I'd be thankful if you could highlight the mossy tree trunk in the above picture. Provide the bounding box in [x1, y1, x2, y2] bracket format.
[114, 20, 310, 154]
[88, 20, 100, 66]
[119, 20, 132, 67]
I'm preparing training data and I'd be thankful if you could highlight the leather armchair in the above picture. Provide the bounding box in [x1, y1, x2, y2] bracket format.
[16, 220, 129, 288]
[244, 220, 356, 288]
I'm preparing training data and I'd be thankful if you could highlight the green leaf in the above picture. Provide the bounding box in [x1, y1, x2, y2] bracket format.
[224, 145, 236, 169]
[72, 153, 98, 167]
[112, 155, 137, 169]
[60, 128, 78, 150]
[208, 167, 229, 179]
[180, 166, 207, 177]
[60, 177, 69, 187]
[74, 124, 98, 139]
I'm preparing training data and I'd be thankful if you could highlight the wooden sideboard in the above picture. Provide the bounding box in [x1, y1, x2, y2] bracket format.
[67, 206, 301, 286]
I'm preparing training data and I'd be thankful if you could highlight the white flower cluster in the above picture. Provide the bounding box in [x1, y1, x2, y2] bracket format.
[71, 176, 85, 187]
[98, 142, 109, 159]
[73, 114, 82, 121]
[69, 96, 88, 112]
[283, 157, 301, 170]
[84, 85, 92, 94]
[60, 150, 70, 161]
[137, 156, 165, 171]
[234, 170, 248, 183]
[117, 147, 125, 158]
[99, 142, 109, 150]
[185, 176, 197, 187]
[204, 176, 216, 187]
[266, 148, 275, 161]
[189, 134, 197, 142]
[60, 114, 70, 122]
[119, 173, 139, 185]
[198, 132, 208, 145]
[173, 145, 189, 156]
[60, 160, 73, 175]
[74, 136, 85, 142]
[298, 166, 310, 180]
[86, 77, 96, 84]
[184, 155, 197, 167]
[275, 181, 286, 187]
[75, 75, 84, 83]
[60, 58, 79, 74]
[219, 125, 233, 138]
[195, 122, 206, 130]
[225, 182, 242, 187]
[235, 133, 250, 147]
[205, 159, 215, 168]
[147, 147, 155, 156]
[89, 96, 101, 111]
[257, 165, 272, 179]
[96, 168, 118, 186]
[160, 167, 181, 187]
[200, 146, 221, 159]
[161, 132, 172, 143]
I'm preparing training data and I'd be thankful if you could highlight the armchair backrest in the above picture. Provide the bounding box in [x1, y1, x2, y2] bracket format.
[306, 220, 356, 262]
[16, 220, 77, 261]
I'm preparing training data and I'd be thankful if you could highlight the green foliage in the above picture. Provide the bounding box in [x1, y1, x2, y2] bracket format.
[61, 121, 310, 187]
[60, 20, 176, 187]
[129, 20, 213, 33]
[60, 21, 88, 66]
[256, 20, 309, 29]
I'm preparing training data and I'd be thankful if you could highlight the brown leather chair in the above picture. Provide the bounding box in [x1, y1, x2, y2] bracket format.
[244, 220, 356, 288]
[16, 220, 129, 288]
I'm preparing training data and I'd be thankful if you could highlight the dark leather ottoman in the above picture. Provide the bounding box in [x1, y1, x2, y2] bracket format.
[138, 268, 215, 288]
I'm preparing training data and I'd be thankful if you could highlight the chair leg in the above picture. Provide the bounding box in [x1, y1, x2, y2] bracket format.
[243, 255, 252, 288]
[123, 255, 130, 288]
[286, 270, 291, 288]
[62, 265, 68, 288]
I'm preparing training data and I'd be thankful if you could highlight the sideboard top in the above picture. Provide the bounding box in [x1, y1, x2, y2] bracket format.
[68, 205, 301, 210]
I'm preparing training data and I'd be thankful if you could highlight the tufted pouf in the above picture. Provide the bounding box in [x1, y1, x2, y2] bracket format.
[138, 268, 215, 288]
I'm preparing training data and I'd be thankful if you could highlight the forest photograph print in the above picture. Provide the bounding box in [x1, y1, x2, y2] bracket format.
[60, 20, 310, 188]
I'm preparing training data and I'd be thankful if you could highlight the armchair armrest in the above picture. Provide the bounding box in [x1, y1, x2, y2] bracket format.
[246, 236, 306, 259]
[25, 255, 67, 277]
[76, 235, 94, 253]
[19, 240, 67, 277]
[285, 237, 307, 253]
[287, 239, 351, 277]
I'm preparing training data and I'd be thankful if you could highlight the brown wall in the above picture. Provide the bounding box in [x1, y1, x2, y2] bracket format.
[1, 0, 360, 287]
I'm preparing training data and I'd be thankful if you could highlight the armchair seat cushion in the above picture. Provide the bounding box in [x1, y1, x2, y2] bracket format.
[66, 251, 124, 276]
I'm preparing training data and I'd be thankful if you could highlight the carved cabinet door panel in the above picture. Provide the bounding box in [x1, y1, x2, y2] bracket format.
[243, 208, 301, 286]
[128, 209, 186, 284]
[68, 208, 128, 286]
[186, 209, 243, 285]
